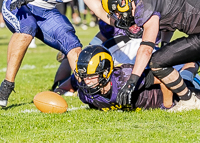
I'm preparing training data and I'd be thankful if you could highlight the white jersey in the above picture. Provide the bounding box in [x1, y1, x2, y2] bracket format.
[29, 0, 72, 9]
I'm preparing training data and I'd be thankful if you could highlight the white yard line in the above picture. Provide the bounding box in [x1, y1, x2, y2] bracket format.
[21, 64, 36, 70]
[67, 105, 89, 111]
[1, 105, 89, 115]
[0, 64, 59, 72]
[43, 65, 57, 69]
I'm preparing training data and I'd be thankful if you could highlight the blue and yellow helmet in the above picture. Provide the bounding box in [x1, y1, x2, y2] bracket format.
[102, 0, 134, 29]
[75, 45, 114, 95]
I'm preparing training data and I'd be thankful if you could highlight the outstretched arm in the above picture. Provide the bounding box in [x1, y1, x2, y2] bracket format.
[84, 0, 115, 26]
[116, 15, 160, 105]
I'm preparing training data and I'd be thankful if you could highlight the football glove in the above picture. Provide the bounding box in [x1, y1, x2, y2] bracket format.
[56, 51, 66, 63]
[116, 74, 140, 105]
[10, 0, 34, 11]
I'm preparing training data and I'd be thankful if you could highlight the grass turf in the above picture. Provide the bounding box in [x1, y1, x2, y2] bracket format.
[1, 22, 200, 142]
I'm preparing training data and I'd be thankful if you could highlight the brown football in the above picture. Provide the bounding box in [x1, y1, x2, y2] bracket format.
[33, 91, 68, 113]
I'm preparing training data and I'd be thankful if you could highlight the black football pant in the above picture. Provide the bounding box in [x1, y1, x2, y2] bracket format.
[149, 33, 200, 96]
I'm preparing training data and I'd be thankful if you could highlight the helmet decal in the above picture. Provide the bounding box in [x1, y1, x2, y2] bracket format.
[87, 52, 113, 79]
[102, 0, 110, 14]
[117, 0, 131, 12]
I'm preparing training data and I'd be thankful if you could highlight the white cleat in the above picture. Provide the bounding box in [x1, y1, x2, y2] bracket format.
[0, 100, 7, 107]
[168, 93, 200, 112]
[63, 91, 74, 96]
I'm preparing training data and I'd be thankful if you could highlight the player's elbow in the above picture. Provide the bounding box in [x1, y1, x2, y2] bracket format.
[138, 46, 153, 57]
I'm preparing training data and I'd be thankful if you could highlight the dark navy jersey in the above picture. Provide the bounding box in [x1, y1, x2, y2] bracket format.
[71, 64, 163, 111]
[134, 0, 200, 34]
[99, 20, 127, 39]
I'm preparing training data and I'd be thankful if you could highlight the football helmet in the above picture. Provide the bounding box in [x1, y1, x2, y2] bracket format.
[102, 0, 134, 29]
[75, 45, 114, 95]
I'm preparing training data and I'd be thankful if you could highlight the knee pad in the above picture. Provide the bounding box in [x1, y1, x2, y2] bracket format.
[152, 67, 187, 94]
[151, 67, 174, 79]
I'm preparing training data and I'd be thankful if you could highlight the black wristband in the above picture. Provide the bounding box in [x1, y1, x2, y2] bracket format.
[140, 41, 155, 49]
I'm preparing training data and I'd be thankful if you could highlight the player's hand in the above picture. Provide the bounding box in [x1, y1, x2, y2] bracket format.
[116, 82, 135, 105]
[116, 74, 139, 105]
[10, 0, 34, 11]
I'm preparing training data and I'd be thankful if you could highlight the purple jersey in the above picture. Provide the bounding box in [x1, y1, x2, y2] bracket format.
[134, 0, 200, 34]
[71, 64, 163, 111]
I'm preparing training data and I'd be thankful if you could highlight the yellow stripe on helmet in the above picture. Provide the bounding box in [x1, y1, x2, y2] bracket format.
[102, 0, 110, 14]
[117, 0, 131, 12]
[87, 52, 113, 79]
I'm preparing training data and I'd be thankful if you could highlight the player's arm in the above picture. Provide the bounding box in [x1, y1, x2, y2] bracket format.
[10, 0, 72, 11]
[131, 15, 159, 76]
[84, 0, 115, 26]
[180, 62, 199, 87]
[116, 15, 159, 105]
[10, 0, 34, 11]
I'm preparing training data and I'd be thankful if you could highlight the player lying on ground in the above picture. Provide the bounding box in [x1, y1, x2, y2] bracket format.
[52, 19, 165, 89]
[51, 19, 143, 90]
[84, 0, 200, 112]
[52, 21, 200, 95]
[54, 45, 200, 112]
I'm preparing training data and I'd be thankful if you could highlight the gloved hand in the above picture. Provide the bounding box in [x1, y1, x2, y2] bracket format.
[10, 0, 34, 11]
[116, 74, 140, 105]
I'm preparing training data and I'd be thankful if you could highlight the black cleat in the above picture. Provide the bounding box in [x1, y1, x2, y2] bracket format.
[0, 80, 15, 107]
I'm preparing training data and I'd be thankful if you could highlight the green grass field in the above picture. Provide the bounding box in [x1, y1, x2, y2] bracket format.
[1, 23, 200, 143]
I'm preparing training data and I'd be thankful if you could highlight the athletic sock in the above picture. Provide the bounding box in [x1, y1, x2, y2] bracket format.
[179, 89, 192, 100]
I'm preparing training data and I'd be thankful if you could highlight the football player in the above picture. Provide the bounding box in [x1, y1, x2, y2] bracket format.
[0, 0, 82, 107]
[84, 0, 200, 111]
[54, 45, 200, 112]
[52, 19, 200, 91]
[51, 19, 143, 91]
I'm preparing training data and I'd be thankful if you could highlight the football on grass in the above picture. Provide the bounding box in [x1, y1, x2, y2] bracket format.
[33, 91, 68, 113]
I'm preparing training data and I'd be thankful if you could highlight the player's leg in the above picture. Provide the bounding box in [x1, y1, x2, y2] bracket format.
[6, 33, 32, 82]
[52, 55, 71, 91]
[153, 77, 174, 109]
[1, 1, 37, 107]
[32, 6, 82, 71]
[150, 34, 200, 111]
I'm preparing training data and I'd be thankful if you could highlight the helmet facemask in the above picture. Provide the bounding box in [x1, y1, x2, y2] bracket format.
[103, 0, 134, 29]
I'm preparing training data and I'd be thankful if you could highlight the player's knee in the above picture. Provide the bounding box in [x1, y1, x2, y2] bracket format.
[149, 56, 174, 79]
[58, 32, 82, 55]
[149, 55, 162, 69]
[20, 24, 38, 37]
[151, 67, 174, 79]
